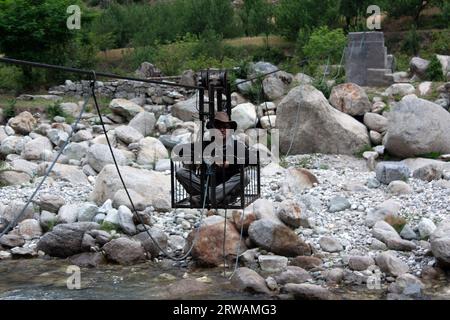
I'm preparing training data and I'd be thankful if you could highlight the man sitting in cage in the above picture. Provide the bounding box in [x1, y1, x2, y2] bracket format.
[174, 111, 255, 207]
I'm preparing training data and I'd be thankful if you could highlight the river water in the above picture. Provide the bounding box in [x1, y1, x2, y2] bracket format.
[0, 258, 449, 300]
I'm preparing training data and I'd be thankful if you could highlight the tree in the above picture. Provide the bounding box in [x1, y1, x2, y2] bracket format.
[239, 0, 273, 37]
[386, 0, 444, 27]
[275, 0, 341, 40]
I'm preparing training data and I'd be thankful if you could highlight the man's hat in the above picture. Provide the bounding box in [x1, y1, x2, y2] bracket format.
[206, 111, 237, 130]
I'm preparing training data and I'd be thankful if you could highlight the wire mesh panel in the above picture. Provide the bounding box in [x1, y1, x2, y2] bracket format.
[171, 160, 260, 210]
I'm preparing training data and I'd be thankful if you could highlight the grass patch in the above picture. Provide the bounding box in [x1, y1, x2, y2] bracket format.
[47, 102, 66, 120]
[419, 152, 442, 159]
[101, 221, 118, 232]
[384, 214, 407, 234]
[355, 144, 373, 158]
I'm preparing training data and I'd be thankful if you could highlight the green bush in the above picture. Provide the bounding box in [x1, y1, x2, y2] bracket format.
[426, 56, 445, 81]
[312, 78, 332, 99]
[0, 66, 23, 93]
[401, 26, 420, 55]
[3, 99, 17, 120]
[431, 30, 450, 55]
[47, 103, 66, 120]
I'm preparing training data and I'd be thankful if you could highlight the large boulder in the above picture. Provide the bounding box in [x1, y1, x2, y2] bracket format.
[133, 227, 168, 258]
[109, 99, 144, 121]
[115, 125, 144, 144]
[87, 143, 127, 173]
[0, 136, 23, 155]
[277, 85, 370, 155]
[410, 57, 430, 79]
[36, 222, 99, 258]
[430, 220, 450, 268]
[363, 113, 388, 133]
[7, 111, 36, 135]
[103, 237, 146, 265]
[90, 165, 170, 208]
[328, 83, 371, 116]
[281, 167, 318, 194]
[384, 95, 450, 158]
[384, 84, 416, 97]
[248, 219, 311, 257]
[0, 171, 31, 186]
[375, 251, 409, 277]
[136, 137, 168, 166]
[230, 267, 271, 295]
[248, 61, 278, 78]
[263, 76, 288, 101]
[63, 142, 89, 161]
[37, 162, 90, 185]
[129, 112, 156, 137]
[186, 216, 246, 267]
[21, 136, 53, 160]
[172, 93, 202, 122]
[231, 103, 257, 131]
[283, 284, 333, 300]
[1, 201, 35, 224]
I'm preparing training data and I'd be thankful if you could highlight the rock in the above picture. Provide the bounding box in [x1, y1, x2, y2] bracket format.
[248, 61, 278, 78]
[281, 167, 318, 194]
[91, 165, 170, 207]
[387, 181, 413, 195]
[430, 220, 450, 268]
[246, 198, 280, 223]
[258, 255, 288, 272]
[348, 256, 375, 271]
[136, 137, 168, 166]
[277, 199, 302, 228]
[154, 159, 171, 172]
[319, 236, 343, 253]
[117, 205, 136, 235]
[418, 81, 432, 96]
[290, 256, 323, 270]
[232, 210, 256, 234]
[60, 102, 82, 118]
[365, 199, 401, 227]
[384, 84, 416, 97]
[400, 224, 418, 240]
[109, 99, 144, 121]
[37, 222, 100, 258]
[129, 112, 156, 137]
[168, 235, 185, 252]
[0, 234, 25, 248]
[410, 57, 430, 78]
[69, 252, 107, 268]
[92, 131, 117, 146]
[185, 216, 246, 267]
[47, 129, 69, 147]
[436, 55, 450, 77]
[372, 220, 401, 244]
[57, 204, 79, 224]
[21, 136, 53, 160]
[11, 246, 37, 257]
[384, 95, 450, 158]
[171, 93, 202, 122]
[38, 194, 65, 213]
[0, 251, 12, 260]
[370, 238, 388, 251]
[260, 115, 276, 129]
[1, 201, 34, 224]
[87, 143, 127, 173]
[77, 203, 98, 222]
[392, 72, 410, 83]
[324, 268, 345, 284]
[375, 251, 409, 276]
[179, 69, 196, 87]
[230, 267, 271, 295]
[248, 219, 311, 257]
[328, 196, 351, 213]
[231, 103, 257, 131]
[0, 171, 31, 186]
[72, 130, 93, 142]
[37, 162, 90, 185]
[0, 136, 22, 155]
[283, 284, 333, 300]
[103, 237, 146, 265]
[388, 273, 424, 296]
[104, 209, 119, 227]
[329, 83, 371, 116]
[375, 162, 410, 184]
[369, 130, 383, 145]
[385, 238, 416, 252]
[113, 188, 147, 211]
[364, 113, 388, 133]
[293, 73, 314, 85]
[133, 227, 168, 258]
[11, 159, 38, 177]
[418, 218, 436, 239]
[7, 111, 36, 135]
[274, 266, 312, 285]
[277, 85, 370, 155]
[413, 164, 443, 182]
[63, 142, 89, 161]
[366, 177, 381, 189]
[40, 211, 57, 231]
[17, 219, 42, 239]
[263, 76, 287, 100]
[115, 125, 144, 144]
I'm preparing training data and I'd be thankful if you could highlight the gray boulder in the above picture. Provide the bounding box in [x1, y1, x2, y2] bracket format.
[375, 251, 409, 276]
[230, 267, 271, 295]
[329, 83, 371, 116]
[328, 196, 351, 213]
[384, 95, 450, 158]
[283, 284, 333, 300]
[430, 220, 450, 268]
[87, 144, 127, 173]
[277, 85, 370, 155]
[117, 205, 136, 235]
[36, 222, 100, 257]
[109, 99, 144, 121]
[274, 266, 312, 285]
[103, 237, 146, 265]
[21, 136, 53, 160]
[115, 125, 144, 144]
[133, 227, 168, 258]
[319, 236, 344, 253]
[375, 162, 410, 184]
[129, 112, 156, 137]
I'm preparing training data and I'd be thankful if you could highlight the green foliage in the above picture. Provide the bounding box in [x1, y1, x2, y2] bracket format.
[355, 144, 373, 158]
[0, 66, 23, 93]
[275, 0, 341, 41]
[431, 29, 450, 55]
[419, 152, 442, 159]
[101, 221, 118, 232]
[395, 53, 411, 72]
[386, 0, 443, 26]
[385, 215, 407, 234]
[3, 98, 17, 120]
[401, 25, 420, 55]
[243, 77, 264, 104]
[312, 78, 332, 99]
[303, 27, 346, 65]
[47, 103, 66, 120]
[426, 56, 445, 81]
[238, 0, 273, 37]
